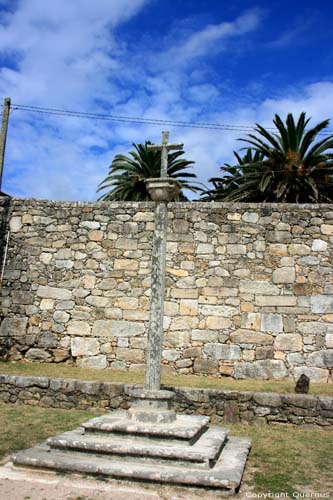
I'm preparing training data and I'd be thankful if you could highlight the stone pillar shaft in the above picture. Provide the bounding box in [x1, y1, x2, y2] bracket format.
[145, 201, 168, 391]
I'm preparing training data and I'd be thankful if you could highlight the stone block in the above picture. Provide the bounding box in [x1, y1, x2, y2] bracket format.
[288, 244, 311, 256]
[67, 321, 91, 336]
[204, 343, 241, 360]
[171, 289, 198, 299]
[268, 244, 288, 256]
[226, 244, 247, 255]
[98, 278, 117, 290]
[165, 330, 190, 347]
[116, 348, 144, 363]
[110, 320, 144, 337]
[193, 358, 218, 374]
[77, 355, 107, 369]
[81, 276, 96, 289]
[307, 350, 333, 368]
[173, 219, 189, 233]
[71, 337, 100, 356]
[234, 359, 287, 379]
[88, 230, 103, 241]
[256, 296, 297, 307]
[312, 239, 328, 252]
[0, 317, 28, 337]
[274, 334, 302, 352]
[242, 212, 259, 223]
[241, 313, 261, 330]
[53, 311, 70, 323]
[286, 353, 304, 365]
[25, 348, 51, 362]
[256, 346, 274, 360]
[201, 305, 238, 317]
[179, 299, 198, 316]
[167, 268, 188, 277]
[162, 349, 180, 361]
[169, 316, 198, 330]
[272, 267, 295, 284]
[240, 281, 279, 295]
[183, 347, 201, 358]
[191, 330, 218, 342]
[114, 259, 138, 271]
[39, 332, 58, 348]
[230, 329, 273, 345]
[293, 283, 312, 295]
[325, 333, 333, 348]
[37, 286, 72, 300]
[115, 238, 138, 250]
[164, 302, 179, 316]
[52, 349, 70, 362]
[206, 317, 231, 329]
[55, 248, 72, 260]
[298, 256, 320, 266]
[267, 231, 291, 243]
[85, 296, 110, 308]
[293, 366, 329, 383]
[80, 221, 100, 229]
[298, 322, 327, 334]
[114, 297, 139, 310]
[261, 314, 283, 333]
[253, 393, 282, 407]
[311, 295, 333, 314]
[321, 224, 333, 235]
[9, 216, 22, 232]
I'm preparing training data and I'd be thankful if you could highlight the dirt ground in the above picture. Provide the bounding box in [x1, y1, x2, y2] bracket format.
[0, 460, 254, 500]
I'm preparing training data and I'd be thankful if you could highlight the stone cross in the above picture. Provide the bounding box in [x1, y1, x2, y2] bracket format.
[144, 132, 183, 392]
[147, 131, 183, 177]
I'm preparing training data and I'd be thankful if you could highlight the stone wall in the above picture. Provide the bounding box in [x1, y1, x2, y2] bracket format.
[0, 198, 333, 381]
[0, 196, 11, 278]
[0, 374, 332, 427]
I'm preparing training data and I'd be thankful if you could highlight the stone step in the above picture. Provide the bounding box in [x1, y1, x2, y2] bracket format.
[82, 411, 210, 443]
[46, 426, 229, 468]
[12, 436, 251, 492]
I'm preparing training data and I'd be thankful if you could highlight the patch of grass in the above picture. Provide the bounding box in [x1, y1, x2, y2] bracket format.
[0, 402, 331, 494]
[0, 402, 99, 460]
[0, 360, 332, 395]
[230, 424, 333, 494]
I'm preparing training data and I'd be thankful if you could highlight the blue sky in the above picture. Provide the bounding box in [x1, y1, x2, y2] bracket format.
[0, 0, 333, 200]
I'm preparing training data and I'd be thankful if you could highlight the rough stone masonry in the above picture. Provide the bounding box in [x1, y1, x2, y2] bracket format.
[0, 197, 333, 382]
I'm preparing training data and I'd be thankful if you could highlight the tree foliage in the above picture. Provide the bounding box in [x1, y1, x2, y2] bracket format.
[203, 113, 333, 203]
[97, 142, 200, 201]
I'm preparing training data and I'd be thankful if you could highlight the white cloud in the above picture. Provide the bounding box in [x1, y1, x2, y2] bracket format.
[0, 2, 332, 201]
[160, 8, 263, 67]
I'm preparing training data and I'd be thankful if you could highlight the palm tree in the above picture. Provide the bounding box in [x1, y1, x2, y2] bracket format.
[202, 149, 265, 201]
[97, 142, 200, 201]
[204, 113, 333, 203]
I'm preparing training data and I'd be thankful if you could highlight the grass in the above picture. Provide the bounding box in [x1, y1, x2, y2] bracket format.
[0, 360, 332, 395]
[0, 402, 95, 461]
[0, 402, 331, 494]
[232, 423, 333, 494]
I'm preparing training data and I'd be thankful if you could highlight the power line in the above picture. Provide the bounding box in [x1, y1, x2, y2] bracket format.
[3, 101, 332, 136]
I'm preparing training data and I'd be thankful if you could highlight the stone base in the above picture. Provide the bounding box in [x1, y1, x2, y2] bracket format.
[12, 410, 251, 493]
[127, 388, 176, 424]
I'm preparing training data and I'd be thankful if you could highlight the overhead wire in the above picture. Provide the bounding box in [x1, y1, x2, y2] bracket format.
[1, 100, 332, 136]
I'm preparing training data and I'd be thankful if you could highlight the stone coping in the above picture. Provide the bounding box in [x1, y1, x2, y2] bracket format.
[6, 197, 333, 209]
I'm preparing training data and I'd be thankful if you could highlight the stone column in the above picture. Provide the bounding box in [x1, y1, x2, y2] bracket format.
[145, 201, 168, 391]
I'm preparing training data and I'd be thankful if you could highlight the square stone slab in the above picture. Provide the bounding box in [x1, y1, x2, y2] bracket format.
[82, 411, 210, 442]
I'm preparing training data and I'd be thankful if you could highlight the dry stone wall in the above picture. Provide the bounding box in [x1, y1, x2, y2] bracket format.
[0, 198, 333, 382]
[0, 374, 332, 427]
